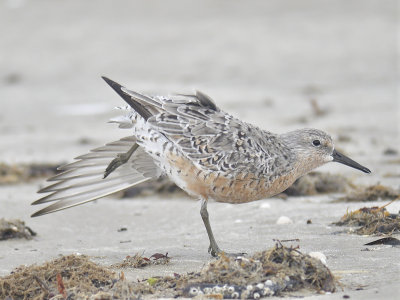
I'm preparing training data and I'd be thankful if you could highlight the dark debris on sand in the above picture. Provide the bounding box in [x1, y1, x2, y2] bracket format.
[0, 163, 60, 185]
[179, 243, 336, 299]
[335, 184, 400, 202]
[112, 252, 170, 269]
[121, 177, 185, 198]
[0, 219, 36, 240]
[333, 203, 400, 235]
[281, 171, 353, 197]
[365, 237, 400, 246]
[0, 244, 336, 299]
[0, 255, 116, 300]
[278, 173, 399, 203]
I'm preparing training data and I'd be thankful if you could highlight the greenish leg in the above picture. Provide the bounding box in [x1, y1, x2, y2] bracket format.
[200, 199, 222, 257]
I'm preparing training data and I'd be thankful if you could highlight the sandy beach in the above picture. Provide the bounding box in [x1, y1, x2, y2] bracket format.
[1, 0, 399, 299]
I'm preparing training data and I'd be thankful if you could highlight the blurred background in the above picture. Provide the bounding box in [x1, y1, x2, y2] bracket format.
[0, 0, 398, 173]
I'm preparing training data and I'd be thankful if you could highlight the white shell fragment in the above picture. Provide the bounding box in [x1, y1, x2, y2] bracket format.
[276, 216, 293, 224]
[309, 251, 327, 265]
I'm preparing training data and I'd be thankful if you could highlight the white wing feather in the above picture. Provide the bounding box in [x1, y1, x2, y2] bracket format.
[32, 136, 160, 217]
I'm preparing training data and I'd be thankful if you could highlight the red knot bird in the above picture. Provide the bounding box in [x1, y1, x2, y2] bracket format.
[32, 77, 371, 256]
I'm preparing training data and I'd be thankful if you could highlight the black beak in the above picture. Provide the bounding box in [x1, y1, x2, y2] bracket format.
[332, 149, 371, 173]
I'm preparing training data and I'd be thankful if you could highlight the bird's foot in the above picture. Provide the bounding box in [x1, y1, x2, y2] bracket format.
[208, 244, 246, 258]
[208, 244, 221, 257]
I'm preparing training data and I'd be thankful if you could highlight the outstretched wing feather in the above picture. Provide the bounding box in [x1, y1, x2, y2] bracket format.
[32, 136, 160, 217]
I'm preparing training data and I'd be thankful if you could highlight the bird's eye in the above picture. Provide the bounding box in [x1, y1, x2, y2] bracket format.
[312, 140, 321, 146]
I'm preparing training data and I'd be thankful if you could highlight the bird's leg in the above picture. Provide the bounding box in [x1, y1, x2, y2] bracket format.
[200, 199, 221, 257]
[104, 143, 139, 178]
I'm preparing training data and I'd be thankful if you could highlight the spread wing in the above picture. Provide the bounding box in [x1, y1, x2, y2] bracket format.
[32, 136, 161, 217]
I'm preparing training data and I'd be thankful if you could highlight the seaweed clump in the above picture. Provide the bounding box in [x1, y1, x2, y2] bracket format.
[121, 177, 184, 198]
[336, 184, 400, 202]
[1, 245, 336, 299]
[112, 252, 170, 269]
[282, 172, 353, 197]
[333, 203, 400, 235]
[0, 163, 59, 185]
[0, 255, 116, 300]
[0, 219, 36, 240]
[156, 243, 336, 298]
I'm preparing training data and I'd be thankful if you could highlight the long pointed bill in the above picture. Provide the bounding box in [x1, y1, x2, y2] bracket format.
[332, 149, 371, 173]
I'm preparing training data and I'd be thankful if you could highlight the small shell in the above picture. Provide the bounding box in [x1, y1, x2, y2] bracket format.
[262, 287, 272, 296]
[212, 286, 222, 293]
[189, 287, 198, 296]
[309, 251, 327, 265]
[265, 280, 273, 286]
[276, 215, 293, 224]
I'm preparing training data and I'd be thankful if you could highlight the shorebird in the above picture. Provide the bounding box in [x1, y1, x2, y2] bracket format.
[32, 77, 371, 256]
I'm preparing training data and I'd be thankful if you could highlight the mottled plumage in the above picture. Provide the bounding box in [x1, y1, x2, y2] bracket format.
[32, 77, 371, 256]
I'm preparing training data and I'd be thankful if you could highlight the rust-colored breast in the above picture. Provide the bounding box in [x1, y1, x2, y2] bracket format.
[167, 152, 298, 204]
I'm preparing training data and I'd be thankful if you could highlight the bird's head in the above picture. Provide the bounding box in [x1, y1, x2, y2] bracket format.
[280, 128, 371, 175]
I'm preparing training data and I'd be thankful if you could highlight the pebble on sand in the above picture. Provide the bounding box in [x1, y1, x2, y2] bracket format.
[276, 216, 293, 225]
